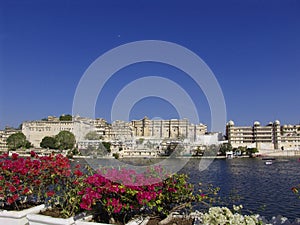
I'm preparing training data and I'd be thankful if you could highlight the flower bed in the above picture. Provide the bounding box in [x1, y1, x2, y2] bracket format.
[77, 166, 215, 224]
[0, 152, 71, 211]
[1, 152, 299, 225]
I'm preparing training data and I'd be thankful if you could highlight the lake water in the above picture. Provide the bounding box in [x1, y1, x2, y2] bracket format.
[73, 157, 300, 220]
[181, 157, 300, 220]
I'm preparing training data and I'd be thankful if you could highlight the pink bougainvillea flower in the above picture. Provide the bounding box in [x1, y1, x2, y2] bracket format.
[11, 153, 18, 160]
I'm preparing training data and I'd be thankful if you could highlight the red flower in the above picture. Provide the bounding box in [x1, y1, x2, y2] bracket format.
[47, 191, 55, 197]
[12, 194, 19, 201]
[11, 153, 18, 160]
[34, 180, 41, 185]
[30, 151, 36, 157]
[74, 169, 83, 177]
[75, 164, 81, 169]
[7, 197, 14, 204]
[23, 188, 30, 194]
[9, 185, 17, 192]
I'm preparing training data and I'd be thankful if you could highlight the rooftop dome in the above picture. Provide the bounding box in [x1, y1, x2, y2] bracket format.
[227, 120, 234, 126]
[254, 121, 260, 126]
[274, 120, 280, 125]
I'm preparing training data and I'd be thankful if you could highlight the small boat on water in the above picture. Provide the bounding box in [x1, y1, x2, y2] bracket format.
[265, 160, 273, 165]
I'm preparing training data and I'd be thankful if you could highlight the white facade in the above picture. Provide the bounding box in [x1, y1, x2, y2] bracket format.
[0, 128, 19, 151]
[131, 117, 207, 141]
[226, 120, 300, 150]
[22, 117, 93, 148]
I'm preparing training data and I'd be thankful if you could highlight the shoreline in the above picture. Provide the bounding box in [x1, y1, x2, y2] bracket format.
[256, 149, 300, 157]
[5, 149, 300, 159]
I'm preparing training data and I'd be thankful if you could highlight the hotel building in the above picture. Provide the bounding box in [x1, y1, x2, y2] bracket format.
[0, 127, 19, 151]
[226, 120, 300, 150]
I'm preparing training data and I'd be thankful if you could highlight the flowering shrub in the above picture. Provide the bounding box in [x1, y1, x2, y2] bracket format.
[45, 164, 90, 218]
[78, 166, 212, 224]
[0, 152, 72, 211]
[200, 206, 261, 225]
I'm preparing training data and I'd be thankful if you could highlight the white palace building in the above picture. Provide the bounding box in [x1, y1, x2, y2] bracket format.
[226, 120, 300, 150]
[18, 116, 209, 149]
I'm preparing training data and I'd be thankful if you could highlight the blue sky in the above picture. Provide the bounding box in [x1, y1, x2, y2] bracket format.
[0, 0, 299, 131]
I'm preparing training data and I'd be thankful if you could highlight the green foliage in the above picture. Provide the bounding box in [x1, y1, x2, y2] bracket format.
[204, 144, 219, 156]
[79, 168, 219, 224]
[246, 148, 258, 156]
[59, 114, 72, 121]
[40, 136, 57, 149]
[102, 142, 111, 153]
[6, 132, 32, 150]
[235, 146, 247, 155]
[113, 153, 119, 159]
[55, 131, 76, 150]
[67, 148, 80, 158]
[164, 142, 185, 156]
[219, 143, 232, 156]
[137, 138, 144, 144]
[85, 131, 100, 140]
[45, 162, 91, 218]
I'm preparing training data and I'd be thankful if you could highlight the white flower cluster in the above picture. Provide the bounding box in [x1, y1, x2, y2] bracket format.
[200, 206, 261, 225]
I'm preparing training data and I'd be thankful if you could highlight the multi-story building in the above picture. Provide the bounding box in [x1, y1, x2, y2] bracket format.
[226, 120, 300, 150]
[108, 120, 133, 140]
[22, 116, 93, 148]
[280, 124, 300, 150]
[90, 118, 110, 138]
[131, 117, 207, 142]
[20, 115, 208, 148]
[0, 127, 20, 152]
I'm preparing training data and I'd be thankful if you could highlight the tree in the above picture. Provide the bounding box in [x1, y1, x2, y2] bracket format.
[85, 131, 100, 140]
[40, 136, 57, 149]
[59, 114, 72, 121]
[55, 131, 76, 150]
[6, 132, 32, 150]
[136, 138, 144, 145]
[102, 142, 111, 153]
[246, 148, 258, 157]
[236, 146, 247, 155]
[164, 142, 185, 157]
[204, 144, 219, 156]
[193, 146, 205, 156]
[113, 153, 119, 159]
[219, 143, 232, 156]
